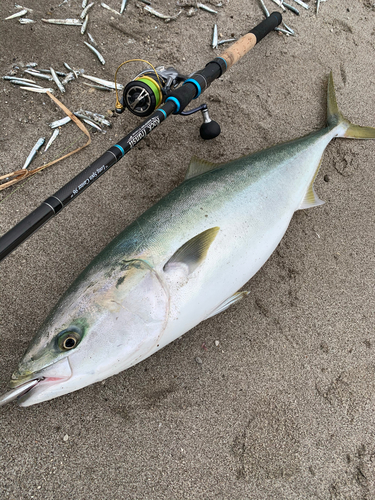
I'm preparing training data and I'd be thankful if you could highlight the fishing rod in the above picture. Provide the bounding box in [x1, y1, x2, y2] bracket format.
[0, 12, 282, 262]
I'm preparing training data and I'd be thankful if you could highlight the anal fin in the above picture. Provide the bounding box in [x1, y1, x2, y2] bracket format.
[298, 159, 325, 210]
[205, 291, 250, 320]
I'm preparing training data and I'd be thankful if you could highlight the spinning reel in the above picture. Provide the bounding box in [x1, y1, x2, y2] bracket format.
[115, 61, 221, 140]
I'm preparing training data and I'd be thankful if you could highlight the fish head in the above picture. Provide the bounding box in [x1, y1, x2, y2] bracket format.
[7, 259, 169, 407]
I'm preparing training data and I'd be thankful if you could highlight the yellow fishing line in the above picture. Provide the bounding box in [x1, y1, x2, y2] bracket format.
[114, 59, 163, 111]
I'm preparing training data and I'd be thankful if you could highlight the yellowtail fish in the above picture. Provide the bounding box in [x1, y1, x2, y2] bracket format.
[1, 73, 374, 407]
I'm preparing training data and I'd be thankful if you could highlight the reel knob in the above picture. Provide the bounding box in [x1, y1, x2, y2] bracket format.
[200, 108, 221, 140]
[200, 120, 221, 140]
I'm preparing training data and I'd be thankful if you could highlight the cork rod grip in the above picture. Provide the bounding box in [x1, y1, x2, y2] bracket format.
[220, 12, 282, 70]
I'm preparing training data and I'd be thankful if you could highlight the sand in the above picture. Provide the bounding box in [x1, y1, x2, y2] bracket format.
[1, 0, 375, 498]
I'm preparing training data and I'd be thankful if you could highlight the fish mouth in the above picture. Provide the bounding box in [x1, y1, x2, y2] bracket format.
[0, 357, 72, 407]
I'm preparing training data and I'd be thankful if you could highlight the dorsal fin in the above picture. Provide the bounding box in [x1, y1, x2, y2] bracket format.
[163, 227, 220, 275]
[185, 156, 221, 180]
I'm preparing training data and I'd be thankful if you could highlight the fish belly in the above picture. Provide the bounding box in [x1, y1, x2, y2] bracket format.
[151, 132, 333, 351]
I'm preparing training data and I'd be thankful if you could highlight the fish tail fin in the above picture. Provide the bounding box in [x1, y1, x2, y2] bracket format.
[327, 71, 375, 139]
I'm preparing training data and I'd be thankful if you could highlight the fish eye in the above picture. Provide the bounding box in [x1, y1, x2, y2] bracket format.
[57, 329, 81, 352]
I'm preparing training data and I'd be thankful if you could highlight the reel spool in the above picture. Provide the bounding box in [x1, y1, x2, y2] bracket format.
[117, 66, 184, 118]
[124, 74, 162, 117]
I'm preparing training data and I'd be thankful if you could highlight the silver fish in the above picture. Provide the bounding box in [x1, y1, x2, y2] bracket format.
[144, 5, 182, 21]
[22, 137, 45, 170]
[316, 0, 321, 14]
[44, 129, 60, 152]
[62, 72, 75, 85]
[25, 62, 38, 68]
[212, 24, 218, 49]
[87, 32, 97, 45]
[84, 42, 105, 65]
[19, 87, 54, 93]
[76, 109, 111, 126]
[19, 18, 36, 24]
[5, 9, 28, 20]
[217, 38, 237, 46]
[74, 113, 103, 131]
[63, 63, 80, 79]
[270, 0, 286, 11]
[120, 0, 127, 14]
[282, 21, 296, 35]
[274, 27, 292, 36]
[3, 75, 36, 82]
[82, 0, 88, 8]
[82, 82, 112, 91]
[100, 2, 121, 15]
[41, 18, 83, 25]
[258, 0, 270, 17]
[291, 0, 309, 9]
[197, 3, 217, 14]
[15, 4, 33, 13]
[282, 1, 300, 15]
[24, 70, 53, 80]
[81, 74, 123, 89]
[49, 116, 72, 129]
[50, 67, 65, 93]
[81, 14, 89, 34]
[80, 2, 94, 19]
[38, 69, 67, 76]
[2, 73, 375, 408]
[10, 80, 43, 88]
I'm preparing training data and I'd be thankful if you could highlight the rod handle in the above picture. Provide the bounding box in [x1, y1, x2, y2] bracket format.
[220, 12, 282, 69]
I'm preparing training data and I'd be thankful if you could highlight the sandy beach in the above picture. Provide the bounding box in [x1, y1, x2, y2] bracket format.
[1, 0, 375, 498]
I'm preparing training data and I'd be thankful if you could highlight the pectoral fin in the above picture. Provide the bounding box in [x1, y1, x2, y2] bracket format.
[205, 291, 250, 319]
[163, 227, 219, 275]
